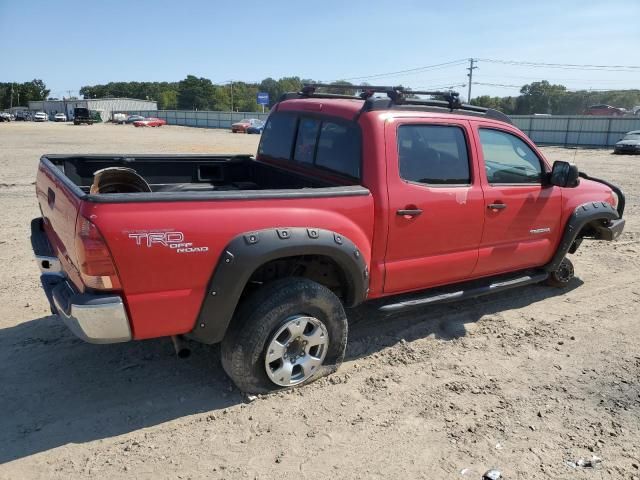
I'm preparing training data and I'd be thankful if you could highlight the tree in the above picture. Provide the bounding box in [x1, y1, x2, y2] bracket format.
[0, 79, 50, 109]
[158, 89, 178, 109]
[325, 80, 355, 95]
[177, 75, 217, 110]
[516, 80, 567, 114]
[70, 77, 640, 115]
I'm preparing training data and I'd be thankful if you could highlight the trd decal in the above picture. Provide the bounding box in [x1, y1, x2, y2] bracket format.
[128, 231, 208, 253]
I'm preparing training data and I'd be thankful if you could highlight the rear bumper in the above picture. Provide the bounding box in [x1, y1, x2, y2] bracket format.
[31, 217, 132, 344]
[596, 218, 625, 241]
[49, 278, 132, 343]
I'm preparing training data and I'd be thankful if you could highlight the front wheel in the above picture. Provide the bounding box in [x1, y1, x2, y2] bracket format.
[221, 278, 348, 394]
[546, 257, 574, 287]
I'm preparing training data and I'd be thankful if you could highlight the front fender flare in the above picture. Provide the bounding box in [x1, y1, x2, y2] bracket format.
[545, 201, 619, 272]
[190, 227, 370, 344]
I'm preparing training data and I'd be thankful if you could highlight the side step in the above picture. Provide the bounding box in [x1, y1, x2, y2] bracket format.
[379, 271, 549, 313]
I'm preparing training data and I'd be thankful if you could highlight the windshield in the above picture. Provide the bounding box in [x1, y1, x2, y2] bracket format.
[623, 134, 640, 141]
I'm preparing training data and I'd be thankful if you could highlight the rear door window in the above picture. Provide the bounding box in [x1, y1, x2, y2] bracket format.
[397, 125, 471, 185]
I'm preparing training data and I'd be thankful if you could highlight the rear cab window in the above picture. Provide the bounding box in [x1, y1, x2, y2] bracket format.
[258, 112, 361, 180]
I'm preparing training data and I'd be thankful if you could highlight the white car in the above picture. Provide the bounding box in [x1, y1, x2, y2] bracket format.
[112, 113, 127, 124]
[34, 112, 48, 122]
[54, 113, 67, 122]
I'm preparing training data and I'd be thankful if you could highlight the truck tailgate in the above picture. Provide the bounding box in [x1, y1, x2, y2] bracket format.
[35, 160, 84, 290]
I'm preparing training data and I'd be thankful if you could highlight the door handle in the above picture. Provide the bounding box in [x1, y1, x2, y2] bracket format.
[396, 208, 423, 217]
[487, 203, 507, 210]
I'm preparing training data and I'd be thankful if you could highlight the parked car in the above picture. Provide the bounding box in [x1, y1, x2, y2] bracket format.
[31, 84, 625, 394]
[247, 120, 266, 134]
[133, 117, 167, 127]
[125, 115, 145, 124]
[15, 111, 32, 121]
[33, 112, 48, 122]
[0, 112, 11, 122]
[613, 130, 640, 154]
[231, 118, 263, 133]
[73, 107, 96, 125]
[583, 104, 626, 116]
[54, 113, 67, 122]
[112, 113, 128, 124]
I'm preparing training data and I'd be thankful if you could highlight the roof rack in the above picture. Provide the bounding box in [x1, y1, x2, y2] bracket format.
[280, 83, 512, 125]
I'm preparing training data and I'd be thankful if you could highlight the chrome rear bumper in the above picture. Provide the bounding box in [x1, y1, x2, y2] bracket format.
[31, 217, 132, 344]
[50, 279, 132, 344]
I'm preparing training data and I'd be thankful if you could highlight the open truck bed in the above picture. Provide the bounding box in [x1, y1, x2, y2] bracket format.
[34, 152, 373, 343]
[42, 154, 360, 200]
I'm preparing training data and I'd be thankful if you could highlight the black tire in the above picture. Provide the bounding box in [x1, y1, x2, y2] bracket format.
[546, 257, 574, 287]
[221, 277, 348, 394]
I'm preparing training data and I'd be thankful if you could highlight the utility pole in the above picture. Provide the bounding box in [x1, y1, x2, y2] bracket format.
[467, 58, 477, 102]
[10, 83, 14, 109]
[230, 82, 234, 112]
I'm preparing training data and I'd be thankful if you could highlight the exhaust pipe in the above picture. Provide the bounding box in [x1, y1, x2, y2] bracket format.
[171, 335, 191, 359]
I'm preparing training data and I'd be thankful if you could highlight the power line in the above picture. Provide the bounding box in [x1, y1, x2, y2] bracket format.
[472, 81, 640, 93]
[477, 58, 640, 72]
[412, 83, 466, 90]
[478, 73, 639, 84]
[342, 59, 468, 81]
[473, 82, 522, 89]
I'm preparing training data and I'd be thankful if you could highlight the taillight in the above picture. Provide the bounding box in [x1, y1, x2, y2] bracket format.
[75, 216, 122, 290]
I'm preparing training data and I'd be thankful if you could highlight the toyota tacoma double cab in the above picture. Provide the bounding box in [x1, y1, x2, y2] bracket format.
[31, 85, 625, 393]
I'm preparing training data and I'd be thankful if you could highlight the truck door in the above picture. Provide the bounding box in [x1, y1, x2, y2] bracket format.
[471, 125, 562, 276]
[383, 119, 485, 294]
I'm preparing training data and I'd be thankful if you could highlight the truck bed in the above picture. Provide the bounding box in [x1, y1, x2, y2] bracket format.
[35, 153, 374, 340]
[42, 154, 360, 201]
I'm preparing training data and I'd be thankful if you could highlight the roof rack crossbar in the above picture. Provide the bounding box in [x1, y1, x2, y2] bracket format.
[283, 83, 512, 124]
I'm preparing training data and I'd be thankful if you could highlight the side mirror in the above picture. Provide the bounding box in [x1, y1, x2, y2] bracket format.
[549, 161, 580, 188]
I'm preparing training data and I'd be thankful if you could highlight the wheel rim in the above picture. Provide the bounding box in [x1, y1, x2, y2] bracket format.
[556, 260, 574, 283]
[264, 315, 329, 387]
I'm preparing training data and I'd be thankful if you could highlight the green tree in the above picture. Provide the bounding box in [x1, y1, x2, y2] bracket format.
[516, 81, 567, 114]
[158, 89, 178, 109]
[177, 75, 217, 110]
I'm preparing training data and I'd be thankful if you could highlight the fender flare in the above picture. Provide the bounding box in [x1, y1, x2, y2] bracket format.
[189, 227, 370, 344]
[545, 201, 619, 272]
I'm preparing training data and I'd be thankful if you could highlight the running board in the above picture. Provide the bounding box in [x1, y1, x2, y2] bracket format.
[379, 271, 549, 313]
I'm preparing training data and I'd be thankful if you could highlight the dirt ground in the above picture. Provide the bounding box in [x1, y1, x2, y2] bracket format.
[0, 122, 638, 480]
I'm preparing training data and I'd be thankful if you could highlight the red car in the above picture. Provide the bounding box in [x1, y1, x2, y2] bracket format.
[133, 117, 167, 127]
[31, 84, 625, 393]
[583, 104, 626, 116]
[231, 118, 263, 133]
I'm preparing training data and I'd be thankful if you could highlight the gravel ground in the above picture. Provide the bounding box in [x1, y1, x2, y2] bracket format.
[0, 122, 638, 479]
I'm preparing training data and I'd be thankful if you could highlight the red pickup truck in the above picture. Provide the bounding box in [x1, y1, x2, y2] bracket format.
[31, 85, 625, 394]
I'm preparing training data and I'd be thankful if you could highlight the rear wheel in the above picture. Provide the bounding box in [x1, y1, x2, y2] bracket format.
[546, 257, 574, 287]
[221, 278, 348, 394]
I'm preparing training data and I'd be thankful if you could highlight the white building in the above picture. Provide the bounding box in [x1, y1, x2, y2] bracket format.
[28, 97, 157, 121]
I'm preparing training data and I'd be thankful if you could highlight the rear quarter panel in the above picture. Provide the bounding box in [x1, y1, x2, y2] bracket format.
[83, 194, 374, 339]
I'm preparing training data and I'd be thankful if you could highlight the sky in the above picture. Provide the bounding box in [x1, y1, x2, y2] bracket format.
[1, 0, 639, 101]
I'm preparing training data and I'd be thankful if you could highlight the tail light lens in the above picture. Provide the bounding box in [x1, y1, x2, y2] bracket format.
[75, 216, 122, 290]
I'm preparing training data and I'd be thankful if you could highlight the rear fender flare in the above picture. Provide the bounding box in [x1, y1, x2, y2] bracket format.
[545, 201, 619, 272]
[190, 227, 369, 344]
